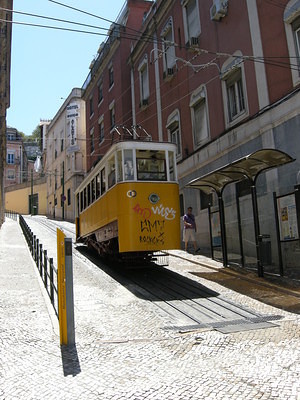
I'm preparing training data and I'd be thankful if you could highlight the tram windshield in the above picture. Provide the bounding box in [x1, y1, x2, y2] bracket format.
[136, 149, 166, 181]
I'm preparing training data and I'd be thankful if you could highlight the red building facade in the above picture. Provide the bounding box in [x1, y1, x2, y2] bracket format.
[82, 0, 300, 278]
[82, 0, 153, 172]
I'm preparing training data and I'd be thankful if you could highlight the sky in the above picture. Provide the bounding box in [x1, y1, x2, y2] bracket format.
[6, 0, 126, 136]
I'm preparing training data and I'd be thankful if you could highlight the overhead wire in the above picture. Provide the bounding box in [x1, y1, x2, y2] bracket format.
[2, 4, 299, 71]
[0, 7, 111, 33]
[4, 1, 300, 143]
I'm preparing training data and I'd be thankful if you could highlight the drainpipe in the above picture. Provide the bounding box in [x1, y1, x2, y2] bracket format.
[153, 33, 163, 142]
[130, 65, 136, 138]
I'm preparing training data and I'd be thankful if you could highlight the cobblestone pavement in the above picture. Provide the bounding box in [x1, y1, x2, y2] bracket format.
[0, 216, 300, 400]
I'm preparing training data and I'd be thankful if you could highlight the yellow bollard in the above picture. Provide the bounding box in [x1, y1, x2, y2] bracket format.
[57, 228, 68, 345]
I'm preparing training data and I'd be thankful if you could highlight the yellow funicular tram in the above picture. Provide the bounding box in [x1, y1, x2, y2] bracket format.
[75, 134, 181, 262]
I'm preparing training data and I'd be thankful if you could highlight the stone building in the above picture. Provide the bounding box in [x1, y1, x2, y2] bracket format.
[44, 88, 86, 222]
[4, 127, 28, 187]
[0, 1, 13, 226]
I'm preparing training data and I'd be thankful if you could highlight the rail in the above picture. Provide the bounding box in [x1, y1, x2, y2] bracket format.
[19, 215, 58, 318]
[5, 210, 18, 221]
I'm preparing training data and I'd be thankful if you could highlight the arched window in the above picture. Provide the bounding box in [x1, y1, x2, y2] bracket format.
[284, 0, 300, 86]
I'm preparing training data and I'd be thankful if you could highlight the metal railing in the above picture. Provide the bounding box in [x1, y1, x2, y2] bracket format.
[19, 215, 58, 318]
[5, 210, 18, 220]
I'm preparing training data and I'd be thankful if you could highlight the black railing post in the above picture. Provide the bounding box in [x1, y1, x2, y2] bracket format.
[50, 258, 54, 306]
[36, 238, 39, 267]
[33, 235, 36, 258]
[39, 243, 43, 276]
[18, 216, 58, 319]
[29, 230, 33, 252]
[44, 250, 48, 289]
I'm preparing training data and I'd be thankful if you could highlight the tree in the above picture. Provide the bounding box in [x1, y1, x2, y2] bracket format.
[21, 125, 41, 147]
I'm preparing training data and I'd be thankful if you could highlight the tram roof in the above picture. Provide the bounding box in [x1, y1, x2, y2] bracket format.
[186, 148, 295, 195]
[75, 140, 177, 193]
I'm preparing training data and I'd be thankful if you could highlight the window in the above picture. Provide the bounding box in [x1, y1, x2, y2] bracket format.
[116, 151, 123, 182]
[190, 86, 209, 148]
[138, 56, 149, 106]
[100, 168, 106, 194]
[7, 133, 15, 141]
[109, 102, 115, 131]
[136, 150, 167, 181]
[90, 128, 95, 154]
[98, 116, 104, 144]
[124, 149, 134, 180]
[225, 68, 246, 122]
[109, 65, 114, 88]
[161, 18, 176, 74]
[67, 188, 71, 206]
[284, 2, 300, 85]
[167, 110, 182, 159]
[55, 169, 57, 190]
[193, 100, 208, 147]
[54, 138, 57, 159]
[84, 187, 87, 209]
[80, 191, 84, 212]
[295, 22, 300, 69]
[96, 173, 101, 198]
[168, 151, 176, 181]
[91, 178, 96, 203]
[182, 0, 201, 45]
[98, 80, 103, 104]
[108, 156, 116, 188]
[7, 169, 15, 180]
[221, 54, 248, 126]
[7, 152, 14, 164]
[61, 138, 64, 152]
[89, 96, 94, 117]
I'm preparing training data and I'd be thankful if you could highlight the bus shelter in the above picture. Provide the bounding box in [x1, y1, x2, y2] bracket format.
[186, 149, 295, 277]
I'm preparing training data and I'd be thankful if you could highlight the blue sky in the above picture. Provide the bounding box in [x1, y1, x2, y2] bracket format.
[7, 0, 125, 136]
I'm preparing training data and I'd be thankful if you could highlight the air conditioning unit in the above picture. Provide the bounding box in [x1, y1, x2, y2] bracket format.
[210, 0, 228, 21]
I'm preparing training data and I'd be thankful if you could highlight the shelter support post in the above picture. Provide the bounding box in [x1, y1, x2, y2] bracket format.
[218, 195, 228, 267]
[251, 185, 264, 277]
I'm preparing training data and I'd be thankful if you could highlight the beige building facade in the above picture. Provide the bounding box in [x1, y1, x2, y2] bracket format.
[5, 177, 47, 215]
[45, 88, 86, 222]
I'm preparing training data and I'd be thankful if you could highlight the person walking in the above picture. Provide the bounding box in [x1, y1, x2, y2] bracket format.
[183, 206, 200, 253]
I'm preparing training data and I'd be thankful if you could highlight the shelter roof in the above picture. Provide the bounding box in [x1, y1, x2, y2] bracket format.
[186, 149, 295, 195]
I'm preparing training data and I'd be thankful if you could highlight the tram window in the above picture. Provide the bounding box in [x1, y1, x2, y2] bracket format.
[116, 150, 123, 182]
[76, 193, 79, 216]
[91, 178, 96, 203]
[100, 168, 106, 194]
[136, 150, 166, 181]
[108, 156, 116, 188]
[124, 149, 134, 180]
[96, 174, 100, 198]
[87, 183, 91, 206]
[80, 191, 84, 212]
[168, 151, 175, 181]
[83, 187, 87, 209]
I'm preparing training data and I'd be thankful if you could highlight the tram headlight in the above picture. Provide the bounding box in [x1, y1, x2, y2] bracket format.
[148, 193, 160, 204]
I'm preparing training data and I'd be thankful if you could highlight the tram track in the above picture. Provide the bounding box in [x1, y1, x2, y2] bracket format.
[77, 246, 283, 333]
[23, 215, 284, 333]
